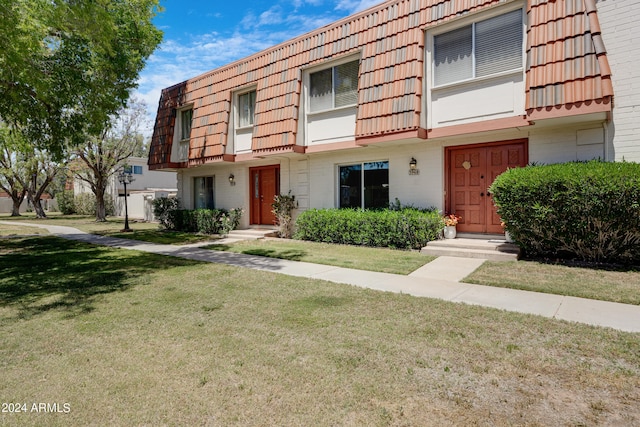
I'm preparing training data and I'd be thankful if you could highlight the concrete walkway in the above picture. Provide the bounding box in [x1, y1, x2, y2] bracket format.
[3, 221, 640, 333]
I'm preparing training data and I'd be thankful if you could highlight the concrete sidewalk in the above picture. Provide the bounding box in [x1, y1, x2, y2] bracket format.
[3, 221, 640, 333]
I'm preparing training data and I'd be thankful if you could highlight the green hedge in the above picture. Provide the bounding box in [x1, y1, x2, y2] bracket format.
[490, 160, 640, 264]
[152, 198, 242, 235]
[293, 208, 442, 249]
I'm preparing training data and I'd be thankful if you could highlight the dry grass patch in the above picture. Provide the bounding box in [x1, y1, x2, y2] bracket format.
[0, 213, 157, 234]
[0, 213, 215, 245]
[465, 260, 640, 305]
[1, 236, 639, 426]
[0, 223, 49, 237]
[207, 238, 434, 275]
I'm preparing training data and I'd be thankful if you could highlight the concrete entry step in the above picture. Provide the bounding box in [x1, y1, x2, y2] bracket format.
[421, 236, 520, 261]
[227, 228, 278, 240]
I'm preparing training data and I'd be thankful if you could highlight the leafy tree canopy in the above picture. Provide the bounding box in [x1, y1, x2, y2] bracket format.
[0, 0, 163, 159]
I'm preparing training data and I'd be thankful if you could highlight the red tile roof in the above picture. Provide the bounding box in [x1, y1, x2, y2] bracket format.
[526, 0, 613, 117]
[149, 0, 613, 169]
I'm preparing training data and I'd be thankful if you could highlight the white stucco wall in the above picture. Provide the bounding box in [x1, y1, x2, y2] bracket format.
[597, 0, 640, 162]
[173, 120, 611, 230]
[177, 158, 292, 229]
[528, 123, 607, 164]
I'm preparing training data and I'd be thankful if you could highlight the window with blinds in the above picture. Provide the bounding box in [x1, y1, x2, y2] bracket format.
[180, 108, 193, 141]
[310, 59, 359, 112]
[238, 90, 256, 128]
[434, 9, 523, 86]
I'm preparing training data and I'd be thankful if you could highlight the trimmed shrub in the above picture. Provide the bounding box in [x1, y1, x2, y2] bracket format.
[153, 197, 243, 235]
[490, 160, 640, 263]
[293, 207, 442, 249]
[73, 193, 115, 216]
[272, 192, 296, 238]
[152, 197, 180, 230]
[57, 190, 76, 215]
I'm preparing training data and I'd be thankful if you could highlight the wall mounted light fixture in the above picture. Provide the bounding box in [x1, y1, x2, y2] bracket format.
[409, 157, 419, 175]
[228, 173, 236, 186]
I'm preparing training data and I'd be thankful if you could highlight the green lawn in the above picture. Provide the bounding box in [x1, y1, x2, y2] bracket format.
[3, 213, 640, 304]
[207, 239, 434, 275]
[0, 236, 638, 426]
[465, 260, 640, 305]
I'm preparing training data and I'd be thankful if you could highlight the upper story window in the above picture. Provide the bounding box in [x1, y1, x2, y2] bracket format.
[309, 59, 359, 112]
[133, 165, 143, 175]
[179, 108, 193, 140]
[238, 90, 256, 128]
[433, 9, 523, 87]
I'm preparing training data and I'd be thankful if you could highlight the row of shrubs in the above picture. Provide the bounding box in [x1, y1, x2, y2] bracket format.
[57, 190, 115, 216]
[152, 197, 242, 235]
[293, 206, 442, 250]
[491, 160, 640, 264]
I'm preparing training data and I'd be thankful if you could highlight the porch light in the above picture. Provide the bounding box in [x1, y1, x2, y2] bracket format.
[117, 167, 134, 232]
[409, 157, 419, 175]
[228, 173, 236, 186]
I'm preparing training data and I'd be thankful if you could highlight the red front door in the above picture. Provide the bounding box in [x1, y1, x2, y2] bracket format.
[447, 140, 527, 234]
[250, 166, 280, 225]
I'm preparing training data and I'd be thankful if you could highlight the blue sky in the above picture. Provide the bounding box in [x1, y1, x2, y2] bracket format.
[136, 0, 382, 134]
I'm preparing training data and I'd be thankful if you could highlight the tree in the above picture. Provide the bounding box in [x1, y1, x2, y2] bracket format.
[16, 148, 62, 219]
[73, 99, 147, 222]
[0, 125, 27, 216]
[0, 0, 163, 159]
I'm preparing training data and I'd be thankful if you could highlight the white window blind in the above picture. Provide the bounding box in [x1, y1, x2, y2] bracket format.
[238, 90, 256, 128]
[434, 9, 523, 86]
[180, 109, 192, 140]
[334, 60, 359, 108]
[475, 9, 523, 77]
[434, 26, 473, 86]
[310, 68, 332, 112]
[310, 59, 359, 112]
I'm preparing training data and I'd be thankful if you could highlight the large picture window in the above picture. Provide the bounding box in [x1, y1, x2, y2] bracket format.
[434, 9, 523, 86]
[309, 60, 359, 112]
[339, 161, 389, 209]
[194, 176, 214, 209]
[238, 90, 256, 128]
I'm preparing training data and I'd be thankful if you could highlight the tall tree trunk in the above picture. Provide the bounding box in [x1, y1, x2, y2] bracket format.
[10, 190, 25, 216]
[94, 180, 107, 222]
[11, 198, 22, 216]
[25, 190, 47, 218]
[32, 198, 46, 218]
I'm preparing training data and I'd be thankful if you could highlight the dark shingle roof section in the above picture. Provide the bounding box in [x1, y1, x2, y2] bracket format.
[148, 82, 186, 170]
[149, 0, 614, 169]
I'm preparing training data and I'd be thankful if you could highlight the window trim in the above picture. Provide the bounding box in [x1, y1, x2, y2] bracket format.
[428, 4, 525, 90]
[306, 55, 360, 116]
[337, 160, 390, 209]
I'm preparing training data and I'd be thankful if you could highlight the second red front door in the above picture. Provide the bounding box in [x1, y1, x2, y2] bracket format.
[447, 140, 527, 234]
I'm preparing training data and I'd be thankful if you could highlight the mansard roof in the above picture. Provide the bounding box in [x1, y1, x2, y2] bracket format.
[149, 0, 613, 169]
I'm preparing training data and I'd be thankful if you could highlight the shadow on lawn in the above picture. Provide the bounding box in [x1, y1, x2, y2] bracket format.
[241, 248, 306, 261]
[209, 244, 307, 261]
[0, 236, 202, 319]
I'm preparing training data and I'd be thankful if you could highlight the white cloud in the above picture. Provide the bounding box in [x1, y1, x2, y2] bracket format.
[335, 0, 382, 13]
[135, 0, 382, 136]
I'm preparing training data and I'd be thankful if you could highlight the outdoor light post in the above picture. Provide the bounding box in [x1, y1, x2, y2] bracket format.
[118, 168, 134, 232]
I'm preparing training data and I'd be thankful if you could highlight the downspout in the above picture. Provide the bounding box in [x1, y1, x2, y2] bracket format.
[585, 0, 615, 161]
